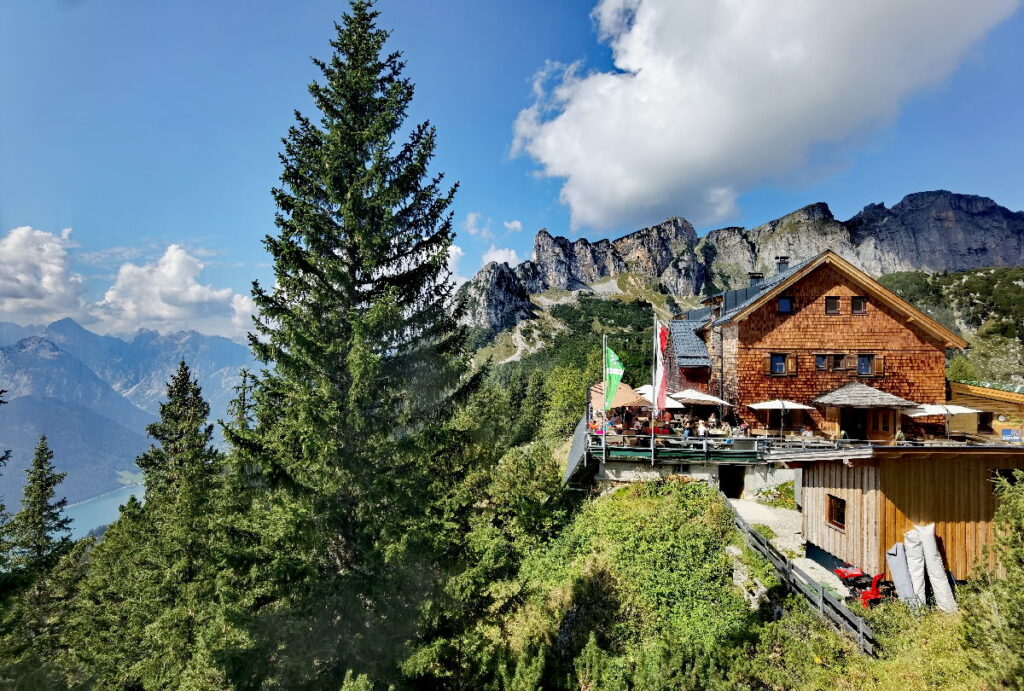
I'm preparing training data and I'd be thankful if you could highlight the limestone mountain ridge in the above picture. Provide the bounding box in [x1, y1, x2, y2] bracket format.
[457, 190, 1024, 337]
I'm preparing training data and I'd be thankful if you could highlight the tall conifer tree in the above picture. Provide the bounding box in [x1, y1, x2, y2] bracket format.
[7, 436, 71, 577]
[223, 0, 471, 682]
[64, 363, 227, 687]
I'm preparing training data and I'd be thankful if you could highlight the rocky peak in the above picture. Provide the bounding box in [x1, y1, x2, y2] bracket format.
[14, 337, 64, 358]
[458, 190, 1024, 340]
[456, 261, 533, 338]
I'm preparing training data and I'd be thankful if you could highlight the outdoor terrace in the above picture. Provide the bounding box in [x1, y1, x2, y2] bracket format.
[565, 416, 1021, 484]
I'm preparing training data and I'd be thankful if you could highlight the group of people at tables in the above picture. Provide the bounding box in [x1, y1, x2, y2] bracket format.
[590, 407, 826, 442]
[589, 408, 747, 439]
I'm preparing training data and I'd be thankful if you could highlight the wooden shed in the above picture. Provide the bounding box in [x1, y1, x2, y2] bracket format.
[794, 448, 1024, 580]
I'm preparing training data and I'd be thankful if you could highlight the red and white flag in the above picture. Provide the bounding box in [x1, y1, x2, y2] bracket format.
[653, 320, 670, 412]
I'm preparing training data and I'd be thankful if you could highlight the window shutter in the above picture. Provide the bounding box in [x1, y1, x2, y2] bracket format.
[786, 354, 798, 375]
[763, 355, 772, 375]
[876, 355, 885, 376]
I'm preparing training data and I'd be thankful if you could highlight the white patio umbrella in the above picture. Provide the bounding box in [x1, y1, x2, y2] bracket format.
[669, 389, 732, 406]
[635, 384, 686, 409]
[904, 403, 983, 439]
[903, 404, 982, 417]
[748, 399, 815, 411]
[748, 400, 815, 435]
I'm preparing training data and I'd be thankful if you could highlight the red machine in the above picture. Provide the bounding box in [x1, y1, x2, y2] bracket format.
[834, 566, 891, 608]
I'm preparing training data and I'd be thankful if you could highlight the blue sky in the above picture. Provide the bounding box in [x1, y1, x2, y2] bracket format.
[1, 0, 1022, 337]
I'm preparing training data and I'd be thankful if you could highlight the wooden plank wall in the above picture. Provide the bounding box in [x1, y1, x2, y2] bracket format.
[731, 265, 948, 430]
[875, 451, 1024, 580]
[802, 461, 881, 574]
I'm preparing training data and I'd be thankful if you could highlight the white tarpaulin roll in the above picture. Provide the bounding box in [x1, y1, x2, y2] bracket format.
[903, 528, 927, 604]
[915, 523, 958, 612]
[886, 543, 920, 606]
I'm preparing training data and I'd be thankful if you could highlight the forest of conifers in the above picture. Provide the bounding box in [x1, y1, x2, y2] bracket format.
[1, 3, 1023, 689]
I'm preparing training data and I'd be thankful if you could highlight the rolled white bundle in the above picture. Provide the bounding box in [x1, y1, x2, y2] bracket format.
[886, 542, 920, 606]
[915, 523, 957, 612]
[903, 528, 927, 604]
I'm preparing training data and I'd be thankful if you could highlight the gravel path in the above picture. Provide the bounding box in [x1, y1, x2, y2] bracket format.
[728, 499, 848, 596]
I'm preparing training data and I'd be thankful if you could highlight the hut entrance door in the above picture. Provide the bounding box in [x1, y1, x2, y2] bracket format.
[841, 408, 869, 440]
[718, 464, 745, 498]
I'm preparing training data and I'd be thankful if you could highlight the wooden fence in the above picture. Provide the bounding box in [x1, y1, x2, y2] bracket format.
[730, 504, 878, 656]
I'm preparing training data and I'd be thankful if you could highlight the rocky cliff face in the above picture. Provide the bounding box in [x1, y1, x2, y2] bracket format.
[459, 191, 1024, 336]
[456, 261, 534, 338]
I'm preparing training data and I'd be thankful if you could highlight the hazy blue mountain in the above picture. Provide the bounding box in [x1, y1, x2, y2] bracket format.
[0, 318, 255, 424]
[0, 337, 154, 433]
[0, 395, 149, 508]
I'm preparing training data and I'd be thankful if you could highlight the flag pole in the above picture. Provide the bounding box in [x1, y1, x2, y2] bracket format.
[651, 314, 657, 466]
[602, 333, 608, 467]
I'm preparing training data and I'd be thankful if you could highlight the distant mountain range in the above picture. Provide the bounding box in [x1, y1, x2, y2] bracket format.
[458, 190, 1024, 337]
[0, 319, 254, 508]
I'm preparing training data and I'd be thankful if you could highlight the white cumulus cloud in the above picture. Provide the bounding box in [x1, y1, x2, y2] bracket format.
[463, 211, 494, 239]
[513, 0, 1019, 230]
[482, 245, 520, 267]
[447, 243, 469, 286]
[503, 219, 524, 233]
[0, 226, 84, 323]
[92, 244, 255, 338]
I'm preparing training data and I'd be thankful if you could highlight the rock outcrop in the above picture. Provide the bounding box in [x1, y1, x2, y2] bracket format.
[459, 191, 1024, 336]
[456, 261, 534, 338]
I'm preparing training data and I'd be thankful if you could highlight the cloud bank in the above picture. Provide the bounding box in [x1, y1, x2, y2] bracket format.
[94, 244, 255, 337]
[0, 227, 254, 338]
[513, 0, 1018, 230]
[482, 245, 520, 266]
[0, 226, 84, 323]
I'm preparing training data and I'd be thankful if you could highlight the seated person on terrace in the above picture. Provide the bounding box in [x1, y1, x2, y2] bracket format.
[696, 421, 709, 436]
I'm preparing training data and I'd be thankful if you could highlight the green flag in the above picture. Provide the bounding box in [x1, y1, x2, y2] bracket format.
[603, 345, 624, 410]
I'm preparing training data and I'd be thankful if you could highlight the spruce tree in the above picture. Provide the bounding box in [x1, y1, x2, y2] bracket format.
[222, 0, 471, 682]
[64, 363, 227, 687]
[7, 436, 71, 577]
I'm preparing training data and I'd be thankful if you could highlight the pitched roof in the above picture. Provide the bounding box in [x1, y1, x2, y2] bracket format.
[709, 251, 969, 349]
[711, 256, 815, 327]
[669, 319, 711, 368]
[813, 381, 919, 408]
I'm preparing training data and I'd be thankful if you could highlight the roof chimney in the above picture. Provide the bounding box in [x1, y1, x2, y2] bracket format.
[748, 271, 764, 287]
[775, 256, 790, 274]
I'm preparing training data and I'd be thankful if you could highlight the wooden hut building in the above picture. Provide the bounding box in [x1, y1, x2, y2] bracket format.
[668, 250, 970, 441]
[790, 448, 1024, 580]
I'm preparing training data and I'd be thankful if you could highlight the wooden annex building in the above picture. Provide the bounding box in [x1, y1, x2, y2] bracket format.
[790, 448, 1024, 580]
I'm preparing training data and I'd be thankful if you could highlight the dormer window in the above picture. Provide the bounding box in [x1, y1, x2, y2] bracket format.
[824, 296, 840, 315]
[852, 296, 868, 315]
[777, 296, 794, 314]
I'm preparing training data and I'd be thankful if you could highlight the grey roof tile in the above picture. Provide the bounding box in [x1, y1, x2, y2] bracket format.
[711, 256, 817, 327]
[669, 319, 711, 368]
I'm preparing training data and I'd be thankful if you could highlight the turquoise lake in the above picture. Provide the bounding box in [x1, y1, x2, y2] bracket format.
[66, 485, 145, 539]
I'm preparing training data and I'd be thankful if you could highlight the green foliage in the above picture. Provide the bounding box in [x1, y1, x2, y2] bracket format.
[752, 523, 777, 540]
[499, 480, 751, 686]
[212, 1, 473, 684]
[961, 469, 1024, 687]
[540, 365, 592, 440]
[945, 354, 977, 383]
[728, 597, 855, 690]
[404, 440, 574, 687]
[754, 480, 797, 510]
[5, 436, 71, 578]
[57, 363, 228, 687]
[497, 295, 653, 387]
[880, 267, 1024, 387]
